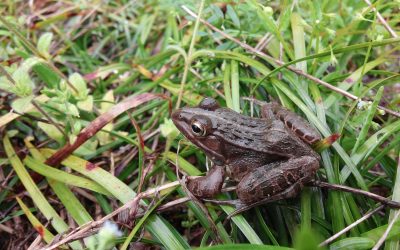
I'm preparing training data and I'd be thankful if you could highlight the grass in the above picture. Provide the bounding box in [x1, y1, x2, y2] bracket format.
[0, 0, 399, 249]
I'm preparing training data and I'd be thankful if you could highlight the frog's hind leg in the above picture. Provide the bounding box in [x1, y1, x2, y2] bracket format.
[227, 179, 306, 218]
[203, 157, 319, 218]
[261, 103, 321, 145]
[236, 156, 319, 204]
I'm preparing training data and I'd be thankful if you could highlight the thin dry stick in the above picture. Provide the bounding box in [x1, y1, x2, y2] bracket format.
[41, 178, 182, 250]
[181, 5, 400, 118]
[0, 64, 16, 86]
[42, 177, 214, 250]
[31, 100, 66, 137]
[372, 209, 400, 250]
[319, 205, 385, 247]
[41, 194, 144, 250]
[313, 181, 400, 208]
[43, 197, 193, 248]
[364, 0, 398, 38]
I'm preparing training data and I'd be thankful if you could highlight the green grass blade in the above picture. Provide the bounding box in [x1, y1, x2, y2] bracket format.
[195, 244, 293, 250]
[40, 148, 190, 250]
[16, 197, 54, 243]
[223, 60, 233, 109]
[351, 86, 384, 155]
[270, 79, 367, 189]
[231, 59, 240, 112]
[3, 135, 82, 249]
[24, 157, 112, 196]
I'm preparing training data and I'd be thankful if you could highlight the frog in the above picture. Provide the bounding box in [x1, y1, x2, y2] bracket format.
[171, 97, 321, 207]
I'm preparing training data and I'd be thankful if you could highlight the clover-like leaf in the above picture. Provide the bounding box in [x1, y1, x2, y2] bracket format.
[11, 95, 34, 113]
[37, 32, 53, 58]
[69, 73, 89, 100]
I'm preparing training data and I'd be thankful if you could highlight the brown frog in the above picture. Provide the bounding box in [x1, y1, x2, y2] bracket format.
[172, 97, 321, 205]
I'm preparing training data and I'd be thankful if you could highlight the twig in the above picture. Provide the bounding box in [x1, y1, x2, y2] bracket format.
[0, 64, 17, 86]
[181, 5, 400, 118]
[41, 176, 400, 249]
[40, 176, 204, 250]
[372, 209, 400, 250]
[319, 205, 385, 247]
[312, 181, 400, 208]
[363, 0, 398, 38]
[41, 194, 143, 250]
[31, 100, 66, 137]
[42, 171, 234, 249]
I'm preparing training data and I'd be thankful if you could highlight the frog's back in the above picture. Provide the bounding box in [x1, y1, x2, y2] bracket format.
[213, 108, 319, 159]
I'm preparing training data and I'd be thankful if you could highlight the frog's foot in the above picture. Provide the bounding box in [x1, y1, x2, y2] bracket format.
[187, 165, 225, 198]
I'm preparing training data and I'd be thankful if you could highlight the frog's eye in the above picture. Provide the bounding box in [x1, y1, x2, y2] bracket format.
[191, 120, 207, 136]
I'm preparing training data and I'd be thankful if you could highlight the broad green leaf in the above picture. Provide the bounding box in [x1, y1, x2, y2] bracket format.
[50, 100, 80, 117]
[11, 95, 34, 113]
[12, 57, 43, 97]
[160, 118, 180, 139]
[0, 94, 49, 128]
[77, 95, 93, 112]
[37, 32, 53, 58]
[69, 73, 89, 100]
[38, 122, 64, 144]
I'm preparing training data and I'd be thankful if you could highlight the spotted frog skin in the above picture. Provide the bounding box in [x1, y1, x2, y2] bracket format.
[172, 97, 321, 204]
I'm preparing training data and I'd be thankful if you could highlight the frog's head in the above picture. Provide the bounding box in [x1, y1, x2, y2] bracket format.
[172, 97, 226, 165]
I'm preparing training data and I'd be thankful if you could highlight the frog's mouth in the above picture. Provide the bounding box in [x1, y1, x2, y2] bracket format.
[172, 109, 226, 165]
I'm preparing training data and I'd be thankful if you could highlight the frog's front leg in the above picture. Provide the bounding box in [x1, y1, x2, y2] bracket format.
[261, 103, 321, 145]
[187, 165, 225, 198]
[236, 156, 319, 203]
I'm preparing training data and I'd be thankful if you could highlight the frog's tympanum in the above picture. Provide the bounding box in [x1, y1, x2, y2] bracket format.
[172, 97, 321, 204]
